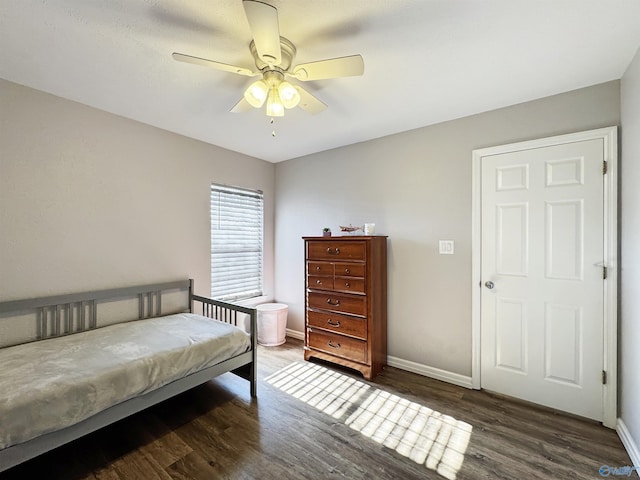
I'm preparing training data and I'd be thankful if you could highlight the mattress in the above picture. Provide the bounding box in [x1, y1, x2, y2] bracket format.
[0, 313, 250, 450]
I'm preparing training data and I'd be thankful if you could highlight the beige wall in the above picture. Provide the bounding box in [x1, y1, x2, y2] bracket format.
[274, 81, 620, 377]
[621, 47, 640, 462]
[0, 78, 275, 301]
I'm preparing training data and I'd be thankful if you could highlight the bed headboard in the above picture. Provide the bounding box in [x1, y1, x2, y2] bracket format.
[0, 279, 193, 347]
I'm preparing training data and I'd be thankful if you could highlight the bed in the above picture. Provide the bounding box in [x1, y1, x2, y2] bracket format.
[0, 279, 257, 472]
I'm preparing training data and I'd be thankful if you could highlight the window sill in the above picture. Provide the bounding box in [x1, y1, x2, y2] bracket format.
[236, 295, 273, 308]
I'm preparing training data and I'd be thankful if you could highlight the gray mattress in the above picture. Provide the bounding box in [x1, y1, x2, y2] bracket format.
[0, 313, 250, 449]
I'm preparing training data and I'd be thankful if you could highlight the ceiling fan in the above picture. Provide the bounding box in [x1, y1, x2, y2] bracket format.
[172, 0, 364, 117]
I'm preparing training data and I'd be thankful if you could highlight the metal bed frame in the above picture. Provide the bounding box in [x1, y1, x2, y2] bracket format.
[0, 279, 257, 472]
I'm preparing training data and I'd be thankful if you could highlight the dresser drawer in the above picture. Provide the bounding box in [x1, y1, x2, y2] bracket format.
[307, 309, 366, 339]
[307, 275, 334, 290]
[333, 277, 365, 294]
[308, 330, 367, 363]
[307, 261, 334, 276]
[307, 241, 366, 261]
[335, 262, 365, 278]
[308, 291, 366, 317]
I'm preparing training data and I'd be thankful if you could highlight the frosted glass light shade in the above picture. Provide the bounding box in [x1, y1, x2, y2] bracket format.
[277, 82, 300, 109]
[244, 80, 268, 108]
[266, 87, 284, 117]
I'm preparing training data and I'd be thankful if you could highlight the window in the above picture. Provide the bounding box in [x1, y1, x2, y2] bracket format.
[210, 184, 263, 301]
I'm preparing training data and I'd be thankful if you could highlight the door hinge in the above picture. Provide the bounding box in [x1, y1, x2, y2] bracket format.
[602, 370, 607, 385]
[603, 266, 608, 280]
[603, 161, 608, 175]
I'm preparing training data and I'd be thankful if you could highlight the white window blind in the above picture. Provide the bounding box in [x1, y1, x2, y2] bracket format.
[210, 184, 263, 301]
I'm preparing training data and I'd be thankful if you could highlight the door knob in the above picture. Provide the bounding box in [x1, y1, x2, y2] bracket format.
[485, 281, 495, 289]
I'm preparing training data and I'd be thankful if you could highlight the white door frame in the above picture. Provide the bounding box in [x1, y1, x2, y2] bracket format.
[471, 126, 618, 428]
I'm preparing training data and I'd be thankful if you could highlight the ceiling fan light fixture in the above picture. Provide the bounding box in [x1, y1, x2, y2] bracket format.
[173, 1, 365, 118]
[266, 87, 285, 117]
[244, 80, 268, 107]
[278, 81, 300, 109]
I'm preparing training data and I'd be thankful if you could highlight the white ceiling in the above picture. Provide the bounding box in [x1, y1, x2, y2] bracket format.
[1, 1, 639, 163]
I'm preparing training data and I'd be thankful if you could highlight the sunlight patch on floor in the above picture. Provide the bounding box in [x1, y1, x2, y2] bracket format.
[266, 362, 472, 480]
[346, 388, 472, 479]
[265, 361, 371, 418]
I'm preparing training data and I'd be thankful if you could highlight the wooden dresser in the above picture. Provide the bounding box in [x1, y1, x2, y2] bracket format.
[303, 236, 387, 380]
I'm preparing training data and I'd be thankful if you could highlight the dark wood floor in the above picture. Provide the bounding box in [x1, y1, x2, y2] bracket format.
[2, 338, 632, 479]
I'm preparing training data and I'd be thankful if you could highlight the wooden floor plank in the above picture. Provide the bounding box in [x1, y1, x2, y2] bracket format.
[1, 338, 632, 480]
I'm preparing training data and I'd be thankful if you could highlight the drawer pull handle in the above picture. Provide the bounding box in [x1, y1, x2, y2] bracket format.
[327, 319, 341, 327]
[345, 282, 350, 288]
[326, 247, 340, 255]
[328, 340, 341, 349]
[345, 268, 350, 274]
[316, 279, 322, 284]
[316, 266, 321, 271]
[327, 299, 340, 306]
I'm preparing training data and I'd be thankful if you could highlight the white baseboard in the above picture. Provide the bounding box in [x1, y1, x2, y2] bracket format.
[387, 355, 474, 389]
[284, 331, 472, 389]
[286, 328, 304, 341]
[617, 419, 640, 477]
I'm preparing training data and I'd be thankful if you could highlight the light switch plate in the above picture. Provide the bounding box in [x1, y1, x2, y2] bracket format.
[439, 240, 454, 254]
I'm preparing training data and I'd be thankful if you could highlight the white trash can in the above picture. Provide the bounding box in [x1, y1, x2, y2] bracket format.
[256, 303, 288, 346]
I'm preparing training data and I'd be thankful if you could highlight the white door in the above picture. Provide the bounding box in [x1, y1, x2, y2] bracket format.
[480, 138, 605, 421]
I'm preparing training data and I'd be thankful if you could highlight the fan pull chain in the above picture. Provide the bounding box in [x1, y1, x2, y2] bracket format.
[270, 117, 276, 137]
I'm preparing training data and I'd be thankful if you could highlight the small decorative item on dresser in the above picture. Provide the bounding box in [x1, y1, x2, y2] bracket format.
[322, 227, 331, 237]
[339, 224, 361, 234]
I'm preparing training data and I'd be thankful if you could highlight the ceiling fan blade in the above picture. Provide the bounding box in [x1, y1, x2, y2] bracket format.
[230, 97, 253, 113]
[172, 52, 258, 77]
[295, 86, 327, 114]
[291, 55, 364, 81]
[243, 0, 281, 65]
